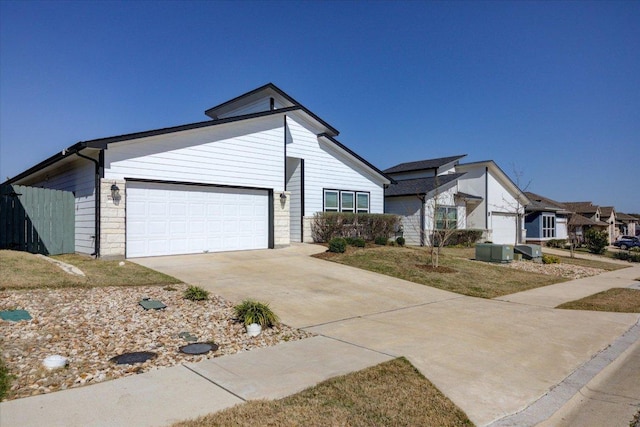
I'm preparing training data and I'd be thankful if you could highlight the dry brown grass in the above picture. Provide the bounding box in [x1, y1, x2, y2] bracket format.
[556, 288, 640, 313]
[173, 357, 473, 427]
[315, 246, 566, 298]
[0, 250, 178, 289]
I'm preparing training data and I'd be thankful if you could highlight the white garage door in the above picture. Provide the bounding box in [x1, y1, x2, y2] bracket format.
[491, 212, 517, 244]
[126, 182, 269, 257]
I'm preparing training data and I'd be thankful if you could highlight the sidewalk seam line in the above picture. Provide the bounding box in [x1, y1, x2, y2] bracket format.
[181, 364, 247, 402]
[299, 296, 465, 329]
[313, 334, 398, 359]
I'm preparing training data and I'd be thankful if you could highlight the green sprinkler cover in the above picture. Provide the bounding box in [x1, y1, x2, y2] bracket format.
[139, 298, 167, 310]
[0, 309, 32, 322]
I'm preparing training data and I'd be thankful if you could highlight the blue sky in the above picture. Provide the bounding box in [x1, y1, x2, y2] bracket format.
[1, 1, 638, 212]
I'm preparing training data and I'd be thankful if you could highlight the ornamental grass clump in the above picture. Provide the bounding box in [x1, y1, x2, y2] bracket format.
[183, 285, 209, 301]
[234, 299, 280, 327]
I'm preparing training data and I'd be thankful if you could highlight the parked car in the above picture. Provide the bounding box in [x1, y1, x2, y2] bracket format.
[612, 236, 640, 250]
[616, 235, 635, 241]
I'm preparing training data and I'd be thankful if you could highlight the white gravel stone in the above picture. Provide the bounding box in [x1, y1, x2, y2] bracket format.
[0, 284, 312, 400]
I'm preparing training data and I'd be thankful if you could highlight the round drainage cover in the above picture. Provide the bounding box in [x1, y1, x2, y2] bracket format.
[179, 343, 218, 355]
[110, 351, 157, 365]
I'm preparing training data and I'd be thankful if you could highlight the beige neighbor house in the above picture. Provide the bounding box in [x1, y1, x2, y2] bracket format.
[617, 212, 639, 237]
[562, 201, 611, 243]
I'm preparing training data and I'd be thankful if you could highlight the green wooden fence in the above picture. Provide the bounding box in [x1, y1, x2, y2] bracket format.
[0, 184, 75, 255]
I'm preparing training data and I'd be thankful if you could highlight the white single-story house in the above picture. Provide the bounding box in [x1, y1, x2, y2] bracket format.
[523, 192, 570, 244]
[384, 155, 530, 245]
[5, 83, 391, 258]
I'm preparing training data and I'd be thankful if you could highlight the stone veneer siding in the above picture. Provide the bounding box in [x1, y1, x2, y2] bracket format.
[274, 191, 291, 246]
[99, 178, 126, 258]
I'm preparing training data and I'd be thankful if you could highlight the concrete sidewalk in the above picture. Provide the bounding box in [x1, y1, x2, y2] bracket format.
[0, 336, 392, 427]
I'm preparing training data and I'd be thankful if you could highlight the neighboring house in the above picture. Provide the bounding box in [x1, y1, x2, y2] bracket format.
[523, 192, 570, 244]
[617, 212, 639, 237]
[563, 201, 610, 243]
[384, 155, 530, 245]
[4, 83, 391, 258]
[599, 206, 618, 243]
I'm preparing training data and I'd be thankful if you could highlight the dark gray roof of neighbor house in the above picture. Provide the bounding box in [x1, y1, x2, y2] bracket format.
[383, 155, 467, 174]
[385, 173, 465, 197]
[564, 201, 598, 215]
[524, 192, 569, 212]
[600, 206, 615, 217]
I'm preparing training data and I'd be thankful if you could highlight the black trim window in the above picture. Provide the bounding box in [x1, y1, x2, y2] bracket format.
[324, 189, 369, 213]
[542, 214, 555, 238]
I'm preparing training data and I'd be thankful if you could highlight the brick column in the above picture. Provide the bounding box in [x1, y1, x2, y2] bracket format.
[100, 179, 126, 258]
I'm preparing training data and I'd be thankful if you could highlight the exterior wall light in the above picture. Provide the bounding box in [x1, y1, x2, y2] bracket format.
[280, 192, 287, 201]
[111, 184, 120, 200]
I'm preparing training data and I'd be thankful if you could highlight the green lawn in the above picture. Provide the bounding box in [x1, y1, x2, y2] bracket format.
[557, 288, 640, 313]
[0, 250, 179, 289]
[315, 246, 567, 298]
[173, 357, 473, 427]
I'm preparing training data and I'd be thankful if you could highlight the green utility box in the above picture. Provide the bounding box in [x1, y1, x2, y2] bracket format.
[475, 243, 514, 263]
[491, 244, 514, 263]
[475, 243, 493, 262]
[514, 244, 542, 261]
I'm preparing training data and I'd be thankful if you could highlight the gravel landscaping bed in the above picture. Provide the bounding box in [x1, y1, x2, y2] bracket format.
[496, 260, 605, 279]
[0, 284, 311, 401]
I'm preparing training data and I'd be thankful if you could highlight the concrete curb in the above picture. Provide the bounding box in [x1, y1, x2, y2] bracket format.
[487, 318, 640, 427]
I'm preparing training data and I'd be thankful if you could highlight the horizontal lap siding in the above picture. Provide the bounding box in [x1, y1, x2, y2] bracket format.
[15, 158, 96, 254]
[285, 118, 384, 215]
[386, 197, 421, 245]
[104, 116, 284, 190]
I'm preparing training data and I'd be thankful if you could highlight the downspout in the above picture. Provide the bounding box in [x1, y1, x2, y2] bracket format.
[485, 167, 489, 230]
[419, 194, 426, 247]
[74, 150, 101, 258]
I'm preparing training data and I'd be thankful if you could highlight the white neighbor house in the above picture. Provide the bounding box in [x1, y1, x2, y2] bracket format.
[5, 84, 391, 258]
[384, 155, 530, 246]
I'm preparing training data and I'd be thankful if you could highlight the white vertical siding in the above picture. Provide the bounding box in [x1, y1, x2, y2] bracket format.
[286, 157, 302, 242]
[15, 157, 96, 254]
[487, 171, 522, 215]
[104, 116, 285, 190]
[285, 117, 385, 216]
[385, 196, 422, 246]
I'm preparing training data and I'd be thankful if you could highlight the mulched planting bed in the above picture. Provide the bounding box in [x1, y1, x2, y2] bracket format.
[0, 284, 311, 400]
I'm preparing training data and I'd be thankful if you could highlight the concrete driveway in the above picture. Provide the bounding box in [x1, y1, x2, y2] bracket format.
[134, 244, 640, 426]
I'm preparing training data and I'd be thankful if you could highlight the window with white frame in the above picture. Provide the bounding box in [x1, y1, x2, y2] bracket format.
[435, 206, 457, 229]
[356, 192, 369, 213]
[542, 214, 555, 238]
[324, 190, 369, 213]
[341, 191, 355, 212]
[324, 190, 339, 212]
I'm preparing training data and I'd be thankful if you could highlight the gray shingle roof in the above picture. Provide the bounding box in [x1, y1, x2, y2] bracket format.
[524, 192, 568, 212]
[384, 155, 467, 174]
[385, 173, 465, 197]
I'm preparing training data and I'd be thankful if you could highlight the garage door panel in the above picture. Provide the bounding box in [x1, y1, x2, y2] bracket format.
[126, 182, 269, 257]
[491, 212, 516, 244]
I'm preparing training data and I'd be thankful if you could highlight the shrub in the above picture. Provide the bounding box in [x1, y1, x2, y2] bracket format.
[234, 299, 279, 327]
[584, 229, 609, 254]
[631, 253, 640, 263]
[542, 254, 560, 264]
[0, 356, 11, 401]
[614, 251, 630, 261]
[374, 236, 388, 246]
[345, 236, 366, 247]
[311, 212, 400, 242]
[328, 237, 347, 253]
[183, 285, 209, 301]
[546, 239, 567, 249]
[396, 236, 406, 246]
[442, 229, 483, 247]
